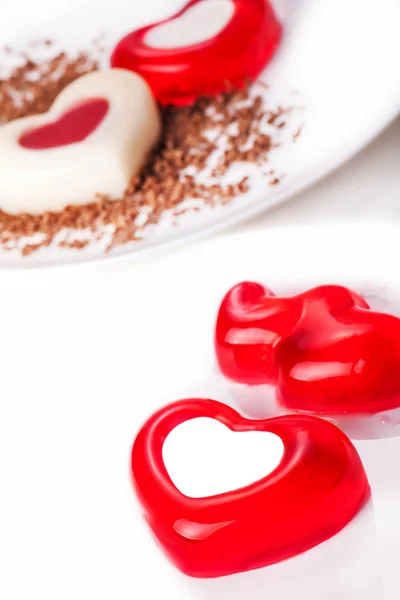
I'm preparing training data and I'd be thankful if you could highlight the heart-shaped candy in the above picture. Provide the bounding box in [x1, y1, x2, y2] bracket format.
[215, 282, 368, 385]
[216, 282, 400, 416]
[276, 291, 400, 415]
[132, 398, 369, 578]
[111, 0, 282, 105]
[216, 282, 304, 385]
[0, 69, 161, 214]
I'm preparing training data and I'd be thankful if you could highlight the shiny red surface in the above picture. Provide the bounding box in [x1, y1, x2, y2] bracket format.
[216, 282, 305, 385]
[111, 0, 282, 105]
[19, 98, 109, 150]
[132, 399, 370, 578]
[216, 282, 400, 414]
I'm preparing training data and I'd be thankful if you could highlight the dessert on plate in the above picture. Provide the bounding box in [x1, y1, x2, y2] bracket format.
[0, 0, 293, 257]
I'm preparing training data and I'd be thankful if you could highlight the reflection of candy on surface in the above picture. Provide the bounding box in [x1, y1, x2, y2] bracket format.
[0, 69, 161, 214]
[181, 500, 383, 599]
[132, 399, 371, 579]
[111, 0, 282, 105]
[216, 283, 400, 421]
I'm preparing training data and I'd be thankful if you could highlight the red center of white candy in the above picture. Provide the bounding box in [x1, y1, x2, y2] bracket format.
[19, 97, 109, 150]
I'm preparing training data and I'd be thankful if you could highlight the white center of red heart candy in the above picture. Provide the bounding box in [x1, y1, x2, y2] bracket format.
[163, 417, 284, 498]
[145, 0, 235, 49]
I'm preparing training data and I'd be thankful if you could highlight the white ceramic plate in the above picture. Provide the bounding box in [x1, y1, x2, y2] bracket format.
[0, 0, 399, 267]
[1, 223, 400, 598]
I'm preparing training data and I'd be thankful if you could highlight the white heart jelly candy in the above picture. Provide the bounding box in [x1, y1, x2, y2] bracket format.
[0, 68, 161, 214]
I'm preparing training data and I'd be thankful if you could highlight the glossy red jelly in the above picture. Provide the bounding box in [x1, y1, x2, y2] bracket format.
[132, 399, 370, 578]
[19, 98, 109, 150]
[216, 282, 305, 385]
[216, 282, 368, 385]
[216, 282, 400, 415]
[111, 0, 282, 105]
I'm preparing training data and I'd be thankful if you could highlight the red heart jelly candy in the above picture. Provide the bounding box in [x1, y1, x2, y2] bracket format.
[111, 0, 282, 105]
[132, 398, 370, 578]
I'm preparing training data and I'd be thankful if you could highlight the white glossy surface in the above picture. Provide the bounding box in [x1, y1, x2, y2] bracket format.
[145, 0, 234, 49]
[0, 224, 399, 599]
[182, 501, 382, 600]
[217, 365, 400, 440]
[0, 0, 398, 265]
[163, 417, 283, 497]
